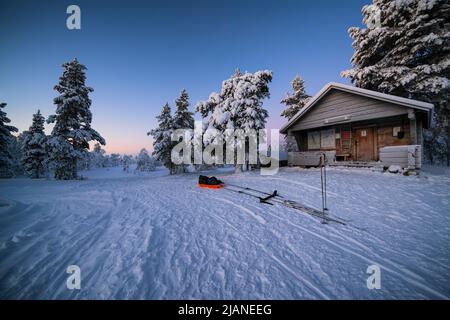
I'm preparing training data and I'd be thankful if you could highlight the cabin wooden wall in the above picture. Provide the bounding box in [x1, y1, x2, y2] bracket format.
[377, 122, 411, 150]
[289, 89, 409, 132]
[290, 115, 419, 161]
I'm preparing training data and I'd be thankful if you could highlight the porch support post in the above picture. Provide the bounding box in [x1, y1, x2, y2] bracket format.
[409, 110, 417, 145]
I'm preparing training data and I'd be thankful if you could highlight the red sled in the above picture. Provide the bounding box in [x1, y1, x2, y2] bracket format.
[198, 183, 225, 189]
[198, 175, 224, 189]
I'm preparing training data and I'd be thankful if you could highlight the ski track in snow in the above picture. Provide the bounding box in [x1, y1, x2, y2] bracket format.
[0, 166, 449, 299]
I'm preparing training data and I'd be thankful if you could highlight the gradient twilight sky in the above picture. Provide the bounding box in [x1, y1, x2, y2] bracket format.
[0, 0, 370, 154]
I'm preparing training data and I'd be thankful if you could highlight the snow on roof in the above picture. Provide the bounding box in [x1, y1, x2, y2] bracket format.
[280, 82, 434, 134]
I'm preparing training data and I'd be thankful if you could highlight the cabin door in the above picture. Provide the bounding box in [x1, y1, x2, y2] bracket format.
[354, 127, 375, 161]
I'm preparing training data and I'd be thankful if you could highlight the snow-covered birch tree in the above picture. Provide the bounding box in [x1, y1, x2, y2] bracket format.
[0, 102, 18, 178]
[21, 110, 47, 178]
[342, 0, 450, 164]
[47, 59, 106, 179]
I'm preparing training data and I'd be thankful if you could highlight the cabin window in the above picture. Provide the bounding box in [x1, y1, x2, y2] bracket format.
[308, 129, 335, 150]
[321, 129, 335, 148]
[307, 131, 321, 149]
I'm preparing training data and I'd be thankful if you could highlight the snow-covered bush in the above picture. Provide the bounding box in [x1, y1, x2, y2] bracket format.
[136, 148, 156, 172]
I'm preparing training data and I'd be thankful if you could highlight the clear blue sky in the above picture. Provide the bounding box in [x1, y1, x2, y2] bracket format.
[0, 0, 369, 154]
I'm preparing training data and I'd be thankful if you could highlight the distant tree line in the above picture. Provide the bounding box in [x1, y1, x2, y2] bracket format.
[0, 59, 157, 180]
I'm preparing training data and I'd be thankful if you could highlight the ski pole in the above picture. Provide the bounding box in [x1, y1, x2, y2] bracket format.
[323, 153, 328, 212]
[320, 154, 325, 219]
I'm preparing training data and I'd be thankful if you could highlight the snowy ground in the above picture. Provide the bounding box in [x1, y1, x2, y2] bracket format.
[0, 165, 449, 299]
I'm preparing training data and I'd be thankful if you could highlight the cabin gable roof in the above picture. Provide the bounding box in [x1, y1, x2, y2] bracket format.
[280, 82, 434, 134]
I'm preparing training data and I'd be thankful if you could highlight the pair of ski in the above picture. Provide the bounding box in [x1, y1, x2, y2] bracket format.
[224, 183, 348, 226]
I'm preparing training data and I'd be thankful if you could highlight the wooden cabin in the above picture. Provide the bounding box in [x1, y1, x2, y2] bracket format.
[280, 83, 434, 169]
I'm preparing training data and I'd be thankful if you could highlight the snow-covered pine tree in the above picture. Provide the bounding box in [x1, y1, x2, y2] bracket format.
[148, 103, 175, 174]
[172, 89, 195, 173]
[280, 75, 311, 120]
[280, 75, 311, 152]
[0, 102, 18, 178]
[234, 71, 272, 131]
[196, 70, 273, 172]
[196, 70, 241, 167]
[136, 148, 156, 172]
[173, 89, 194, 130]
[47, 59, 106, 179]
[9, 134, 25, 177]
[21, 110, 47, 178]
[342, 0, 450, 164]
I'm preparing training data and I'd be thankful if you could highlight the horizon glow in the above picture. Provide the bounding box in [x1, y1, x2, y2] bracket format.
[0, 0, 369, 154]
